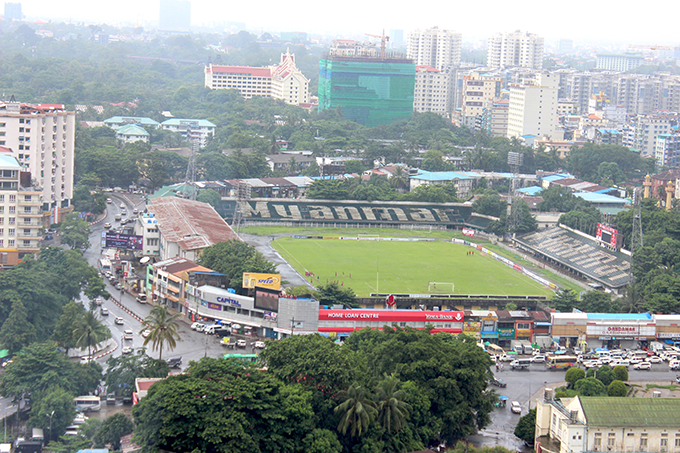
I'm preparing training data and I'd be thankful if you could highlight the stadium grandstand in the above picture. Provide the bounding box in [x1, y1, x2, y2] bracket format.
[515, 226, 631, 291]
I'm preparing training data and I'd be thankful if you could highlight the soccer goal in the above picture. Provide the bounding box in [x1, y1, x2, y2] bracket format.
[357, 233, 380, 241]
[428, 282, 455, 293]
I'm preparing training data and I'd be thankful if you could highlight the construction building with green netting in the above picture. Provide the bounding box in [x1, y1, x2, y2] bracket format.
[318, 42, 415, 127]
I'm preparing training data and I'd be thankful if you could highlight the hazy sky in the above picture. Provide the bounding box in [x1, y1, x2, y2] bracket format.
[14, 0, 679, 46]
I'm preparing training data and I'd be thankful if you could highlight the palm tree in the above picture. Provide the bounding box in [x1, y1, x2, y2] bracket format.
[375, 374, 410, 435]
[74, 311, 110, 359]
[142, 305, 181, 360]
[334, 384, 377, 437]
[390, 167, 409, 193]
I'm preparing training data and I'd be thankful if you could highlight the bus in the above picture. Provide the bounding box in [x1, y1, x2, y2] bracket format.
[222, 353, 259, 364]
[74, 395, 101, 412]
[545, 355, 578, 370]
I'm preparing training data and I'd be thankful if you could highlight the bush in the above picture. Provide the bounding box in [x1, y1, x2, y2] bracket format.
[514, 409, 536, 443]
[575, 377, 607, 396]
[565, 367, 585, 388]
[608, 380, 627, 397]
[613, 365, 629, 382]
[554, 391, 568, 399]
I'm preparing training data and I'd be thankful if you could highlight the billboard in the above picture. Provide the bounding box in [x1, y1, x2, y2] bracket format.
[242, 273, 281, 290]
[105, 232, 143, 250]
[254, 286, 280, 312]
[596, 223, 618, 248]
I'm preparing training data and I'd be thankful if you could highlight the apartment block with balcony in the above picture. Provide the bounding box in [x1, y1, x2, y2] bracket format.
[460, 72, 502, 128]
[507, 73, 560, 141]
[413, 65, 454, 116]
[656, 134, 680, 168]
[487, 30, 544, 70]
[407, 27, 462, 71]
[0, 98, 75, 222]
[536, 392, 680, 453]
[0, 154, 42, 267]
[160, 119, 216, 148]
[634, 115, 671, 157]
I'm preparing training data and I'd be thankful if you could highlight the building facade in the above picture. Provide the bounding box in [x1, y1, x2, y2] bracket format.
[406, 27, 462, 71]
[634, 115, 672, 157]
[487, 31, 544, 69]
[507, 73, 559, 140]
[204, 51, 310, 106]
[460, 72, 502, 129]
[596, 53, 644, 72]
[656, 134, 680, 167]
[318, 40, 415, 127]
[413, 65, 454, 116]
[160, 119, 216, 148]
[0, 99, 75, 220]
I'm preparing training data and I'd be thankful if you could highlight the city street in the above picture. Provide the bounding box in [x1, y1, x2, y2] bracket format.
[81, 192, 256, 369]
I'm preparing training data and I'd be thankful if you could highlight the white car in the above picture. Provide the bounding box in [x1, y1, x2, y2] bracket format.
[583, 360, 602, 369]
[120, 203, 125, 208]
[629, 357, 643, 364]
[669, 360, 680, 370]
[531, 355, 546, 363]
[79, 356, 93, 364]
[142, 329, 151, 338]
[511, 401, 522, 414]
[190, 322, 202, 330]
[124, 329, 133, 340]
[254, 341, 266, 349]
[648, 356, 663, 364]
[633, 361, 652, 370]
[236, 339, 247, 348]
[115, 317, 124, 325]
[122, 346, 132, 355]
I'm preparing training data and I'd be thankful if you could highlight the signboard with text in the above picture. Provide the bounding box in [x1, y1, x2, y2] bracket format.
[105, 232, 143, 250]
[242, 272, 281, 290]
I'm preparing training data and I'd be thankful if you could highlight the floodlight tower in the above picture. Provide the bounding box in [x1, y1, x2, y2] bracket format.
[185, 136, 199, 200]
[630, 187, 644, 283]
[232, 181, 251, 235]
[506, 151, 523, 232]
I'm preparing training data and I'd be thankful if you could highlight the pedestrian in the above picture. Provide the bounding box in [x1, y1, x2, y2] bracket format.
[335, 272, 337, 277]
[343, 272, 345, 276]
[349, 273, 351, 278]
[496, 363, 499, 372]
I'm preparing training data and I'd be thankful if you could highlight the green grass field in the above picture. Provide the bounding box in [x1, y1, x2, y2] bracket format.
[272, 237, 555, 297]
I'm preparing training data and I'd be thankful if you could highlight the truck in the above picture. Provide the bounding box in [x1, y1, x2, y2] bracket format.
[510, 358, 532, 370]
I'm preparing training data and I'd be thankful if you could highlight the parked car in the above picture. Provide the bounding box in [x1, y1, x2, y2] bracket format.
[106, 393, 116, 405]
[115, 317, 124, 325]
[634, 361, 652, 370]
[254, 341, 266, 349]
[669, 360, 680, 371]
[236, 339, 247, 348]
[511, 401, 522, 414]
[648, 356, 663, 364]
[195, 324, 206, 333]
[490, 377, 507, 388]
[531, 355, 546, 363]
[166, 357, 182, 368]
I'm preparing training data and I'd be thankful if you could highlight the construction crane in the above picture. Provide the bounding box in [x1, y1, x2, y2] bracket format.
[628, 44, 680, 51]
[365, 30, 390, 59]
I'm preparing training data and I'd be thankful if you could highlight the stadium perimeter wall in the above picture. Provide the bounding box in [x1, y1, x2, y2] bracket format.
[218, 198, 494, 229]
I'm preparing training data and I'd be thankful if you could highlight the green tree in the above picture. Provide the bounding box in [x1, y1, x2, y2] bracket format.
[93, 413, 134, 450]
[608, 380, 627, 397]
[51, 301, 86, 351]
[317, 282, 357, 307]
[74, 311, 110, 359]
[581, 291, 614, 313]
[105, 350, 169, 400]
[28, 386, 76, 441]
[514, 408, 536, 444]
[197, 240, 277, 293]
[0, 300, 36, 355]
[302, 429, 343, 453]
[132, 358, 315, 453]
[334, 384, 377, 437]
[564, 367, 585, 389]
[196, 188, 222, 207]
[593, 365, 614, 386]
[612, 365, 629, 382]
[551, 289, 579, 312]
[141, 305, 181, 360]
[375, 374, 410, 435]
[575, 377, 606, 396]
[472, 192, 506, 218]
[60, 213, 92, 251]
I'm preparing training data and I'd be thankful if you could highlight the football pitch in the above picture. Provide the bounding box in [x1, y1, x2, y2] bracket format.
[272, 237, 554, 297]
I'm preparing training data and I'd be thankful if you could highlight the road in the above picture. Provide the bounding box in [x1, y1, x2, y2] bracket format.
[466, 361, 680, 450]
[81, 192, 257, 369]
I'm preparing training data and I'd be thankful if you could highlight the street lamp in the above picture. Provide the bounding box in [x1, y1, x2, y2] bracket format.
[46, 410, 54, 441]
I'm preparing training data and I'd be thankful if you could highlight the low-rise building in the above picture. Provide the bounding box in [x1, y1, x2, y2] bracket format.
[536, 393, 680, 453]
[104, 116, 160, 129]
[146, 197, 239, 261]
[160, 119, 216, 148]
[114, 124, 149, 143]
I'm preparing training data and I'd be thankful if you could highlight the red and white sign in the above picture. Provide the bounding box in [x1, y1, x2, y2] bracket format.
[319, 309, 464, 323]
[596, 223, 618, 248]
[587, 325, 640, 336]
[462, 228, 475, 237]
[123, 272, 128, 277]
[386, 294, 395, 306]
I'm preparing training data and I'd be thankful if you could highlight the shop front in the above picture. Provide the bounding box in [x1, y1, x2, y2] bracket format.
[463, 321, 481, 340]
[497, 328, 515, 347]
[585, 323, 656, 350]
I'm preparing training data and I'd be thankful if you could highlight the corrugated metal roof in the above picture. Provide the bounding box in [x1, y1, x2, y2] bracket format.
[147, 197, 239, 251]
[580, 397, 680, 427]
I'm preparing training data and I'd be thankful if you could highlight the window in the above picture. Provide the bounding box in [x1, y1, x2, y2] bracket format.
[640, 434, 648, 450]
[674, 437, 680, 448]
[8, 218, 14, 225]
[8, 195, 15, 202]
[7, 240, 14, 247]
[595, 434, 602, 448]
[8, 207, 14, 214]
[608, 434, 616, 448]
[8, 229, 14, 236]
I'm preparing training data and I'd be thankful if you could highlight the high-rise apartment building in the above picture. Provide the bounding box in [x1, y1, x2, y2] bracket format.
[318, 40, 415, 127]
[460, 72, 502, 129]
[3, 3, 22, 21]
[507, 73, 559, 140]
[413, 65, 454, 116]
[406, 27, 462, 71]
[205, 51, 310, 106]
[159, 0, 191, 31]
[656, 134, 680, 168]
[0, 99, 75, 222]
[633, 115, 671, 158]
[596, 53, 644, 72]
[0, 154, 43, 266]
[487, 31, 544, 70]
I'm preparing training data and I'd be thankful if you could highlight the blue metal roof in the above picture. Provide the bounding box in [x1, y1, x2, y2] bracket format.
[517, 186, 543, 195]
[412, 170, 474, 181]
[586, 313, 652, 320]
[574, 192, 627, 204]
[541, 173, 573, 182]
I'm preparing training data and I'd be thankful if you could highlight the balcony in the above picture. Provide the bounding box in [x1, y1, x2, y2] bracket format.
[17, 232, 42, 239]
[18, 199, 42, 207]
[20, 222, 42, 227]
[17, 244, 40, 252]
[20, 209, 42, 217]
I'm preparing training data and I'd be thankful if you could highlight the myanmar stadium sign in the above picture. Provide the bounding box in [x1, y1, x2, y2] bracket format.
[218, 198, 491, 228]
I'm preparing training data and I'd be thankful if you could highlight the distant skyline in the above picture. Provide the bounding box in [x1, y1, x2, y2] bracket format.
[9, 0, 680, 46]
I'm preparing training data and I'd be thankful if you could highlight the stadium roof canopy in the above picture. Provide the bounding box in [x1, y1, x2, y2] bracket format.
[515, 226, 630, 289]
